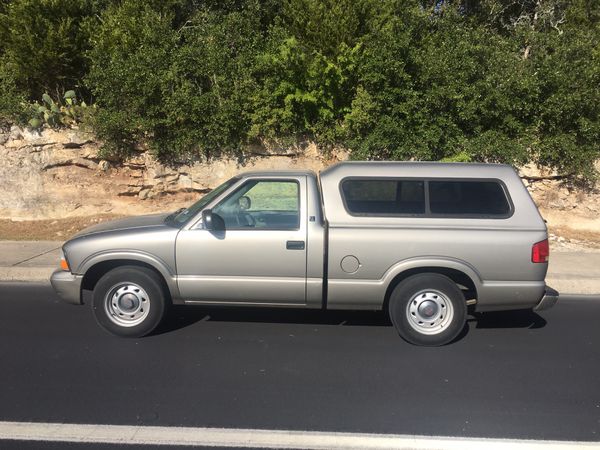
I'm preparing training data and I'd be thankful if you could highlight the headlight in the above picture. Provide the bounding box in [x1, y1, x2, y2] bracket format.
[59, 250, 70, 271]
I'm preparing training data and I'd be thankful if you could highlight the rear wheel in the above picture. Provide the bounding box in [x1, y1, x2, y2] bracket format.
[388, 273, 467, 346]
[92, 266, 168, 338]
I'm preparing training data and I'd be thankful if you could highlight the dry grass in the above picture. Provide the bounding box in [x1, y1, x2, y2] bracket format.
[548, 226, 600, 247]
[0, 214, 126, 240]
[1, 214, 600, 245]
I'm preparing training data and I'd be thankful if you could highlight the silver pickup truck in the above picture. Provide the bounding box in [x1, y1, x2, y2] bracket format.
[51, 162, 558, 345]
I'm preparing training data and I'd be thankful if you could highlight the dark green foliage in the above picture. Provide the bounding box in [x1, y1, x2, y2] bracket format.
[301, 0, 598, 180]
[158, 4, 265, 158]
[248, 0, 381, 145]
[0, 73, 27, 127]
[87, 0, 266, 159]
[346, 4, 535, 166]
[0, 0, 598, 181]
[86, 0, 179, 157]
[0, 0, 103, 124]
[531, 2, 600, 180]
[0, 0, 101, 98]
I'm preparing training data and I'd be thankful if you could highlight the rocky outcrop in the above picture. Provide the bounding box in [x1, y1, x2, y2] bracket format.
[0, 126, 346, 220]
[518, 163, 600, 234]
[1, 126, 599, 237]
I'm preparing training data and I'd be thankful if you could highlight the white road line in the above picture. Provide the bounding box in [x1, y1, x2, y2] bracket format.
[0, 421, 599, 449]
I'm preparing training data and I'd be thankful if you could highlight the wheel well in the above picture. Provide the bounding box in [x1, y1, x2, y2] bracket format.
[383, 267, 477, 312]
[81, 260, 170, 299]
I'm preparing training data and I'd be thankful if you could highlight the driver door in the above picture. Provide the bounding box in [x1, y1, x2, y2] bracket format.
[175, 176, 307, 305]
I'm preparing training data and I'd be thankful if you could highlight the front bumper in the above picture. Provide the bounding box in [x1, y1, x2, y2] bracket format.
[533, 286, 559, 311]
[50, 269, 83, 305]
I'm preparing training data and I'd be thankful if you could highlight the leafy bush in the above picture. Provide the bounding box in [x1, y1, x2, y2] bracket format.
[87, 0, 266, 159]
[0, 0, 598, 182]
[345, 5, 534, 167]
[532, 6, 600, 181]
[0, 0, 103, 125]
[157, 4, 265, 158]
[0, 0, 102, 99]
[85, 0, 179, 157]
[249, 0, 378, 146]
[0, 67, 27, 127]
[249, 34, 360, 145]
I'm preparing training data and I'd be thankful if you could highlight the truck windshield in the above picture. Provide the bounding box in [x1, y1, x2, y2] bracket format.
[167, 177, 239, 225]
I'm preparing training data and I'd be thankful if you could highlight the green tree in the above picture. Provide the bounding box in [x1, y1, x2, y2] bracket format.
[346, 3, 533, 165]
[86, 0, 179, 157]
[344, 0, 599, 181]
[0, 0, 105, 124]
[87, 0, 268, 159]
[0, 0, 597, 182]
[527, 1, 600, 180]
[158, 4, 266, 158]
[250, 0, 381, 145]
[0, 0, 103, 98]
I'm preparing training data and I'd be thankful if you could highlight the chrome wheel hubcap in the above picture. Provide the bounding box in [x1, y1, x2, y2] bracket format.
[104, 283, 150, 327]
[406, 290, 454, 335]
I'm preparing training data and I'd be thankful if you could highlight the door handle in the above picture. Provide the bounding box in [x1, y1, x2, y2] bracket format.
[286, 240, 305, 250]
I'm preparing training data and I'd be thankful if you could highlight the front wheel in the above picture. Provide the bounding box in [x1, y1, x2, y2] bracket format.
[388, 274, 467, 346]
[92, 266, 168, 338]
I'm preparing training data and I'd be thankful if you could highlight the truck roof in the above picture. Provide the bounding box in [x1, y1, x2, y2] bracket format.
[240, 162, 517, 180]
[320, 161, 517, 179]
[238, 169, 317, 178]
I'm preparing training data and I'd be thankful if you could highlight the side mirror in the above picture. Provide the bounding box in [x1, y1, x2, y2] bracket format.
[238, 195, 251, 211]
[202, 209, 225, 231]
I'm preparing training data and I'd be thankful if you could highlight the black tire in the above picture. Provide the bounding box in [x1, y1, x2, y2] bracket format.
[92, 266, 169, 338]
[388, 273, 467, 346]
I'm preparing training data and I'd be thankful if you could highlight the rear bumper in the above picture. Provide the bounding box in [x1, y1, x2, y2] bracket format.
[475, 281, 558, 312]
[50, 269, 83, 305]
[533, 286, 559, 311]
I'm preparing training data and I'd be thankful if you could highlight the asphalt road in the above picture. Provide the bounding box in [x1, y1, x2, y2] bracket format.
[0, 282, 599, 446]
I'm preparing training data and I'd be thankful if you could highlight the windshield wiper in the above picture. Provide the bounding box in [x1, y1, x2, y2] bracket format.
[166, 208, 187, 222]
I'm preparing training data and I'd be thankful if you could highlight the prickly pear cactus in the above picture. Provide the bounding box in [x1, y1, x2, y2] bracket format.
[26, 91, 93, 130]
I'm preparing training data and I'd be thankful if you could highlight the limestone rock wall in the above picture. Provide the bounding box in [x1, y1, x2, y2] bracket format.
[1, 126, 599, 237]
[519, 163, 600, 234]
[0, 126, 345, 220]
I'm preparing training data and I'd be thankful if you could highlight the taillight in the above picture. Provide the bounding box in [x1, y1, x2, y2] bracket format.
[532, 239, 549, 263]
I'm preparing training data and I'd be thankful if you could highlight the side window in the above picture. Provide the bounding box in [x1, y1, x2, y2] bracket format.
[429, 181, 511, 216]
[341, 179, 425, 215]
[213, 180, 300, 229]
